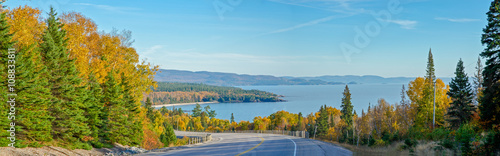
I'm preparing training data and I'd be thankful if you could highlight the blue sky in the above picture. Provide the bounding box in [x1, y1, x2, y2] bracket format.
[6, 0, 490, 77]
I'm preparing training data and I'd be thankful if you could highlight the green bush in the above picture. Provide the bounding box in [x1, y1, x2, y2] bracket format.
[429, 127, 450, 141]
[456, 123, 475, 155]
[401, 138, 417, 149]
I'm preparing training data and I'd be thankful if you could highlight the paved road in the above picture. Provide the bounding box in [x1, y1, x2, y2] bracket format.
[139, 131, 352, 156]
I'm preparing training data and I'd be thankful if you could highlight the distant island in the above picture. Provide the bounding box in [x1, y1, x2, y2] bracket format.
[154, 69, 451, 86]
[145, 82, 285, 105]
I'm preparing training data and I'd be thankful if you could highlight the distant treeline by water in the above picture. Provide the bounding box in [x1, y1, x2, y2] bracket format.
[145, 82, 285, 104]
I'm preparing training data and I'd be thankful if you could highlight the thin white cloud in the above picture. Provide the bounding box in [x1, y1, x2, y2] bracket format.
[259, 15, 349, 36]
[435, 17, 479, 23]
[386, 20, 417, 29]
[267, 0, 367, 15]
[74, 3, 141, 12]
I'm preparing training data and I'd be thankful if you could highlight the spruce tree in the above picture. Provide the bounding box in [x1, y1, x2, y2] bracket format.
[160, 121, 176, 146]
[101, 71, 127, 145]
[0, 11, 15, 147]
[40, 7, 90, 147]
[447, 59, 474, 129]
[84, 73, 104, 147]
[341, 85, 354, 132]
[480, 0, 500, 129]
[145, 97, 155, 123]
[121, 73, 143, 145]
[316, 105, 328, 137]
[15, 44, 54, 147]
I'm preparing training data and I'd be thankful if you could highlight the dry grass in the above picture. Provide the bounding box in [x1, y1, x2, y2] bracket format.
[324, 140, 456, 156]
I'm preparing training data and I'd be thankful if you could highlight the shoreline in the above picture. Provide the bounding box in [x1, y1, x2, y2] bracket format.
[152, 101, 219, 108]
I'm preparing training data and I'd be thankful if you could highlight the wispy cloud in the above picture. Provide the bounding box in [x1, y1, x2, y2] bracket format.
[259, 15, 347, 36]
[74, 3, 141, 12]
[386, 20, 417, 29]
[434, 17, 479, 23]
[267, 0, 367, 15]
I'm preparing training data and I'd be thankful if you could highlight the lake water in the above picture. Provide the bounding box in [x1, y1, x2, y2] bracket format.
[163, 84, 405, 122]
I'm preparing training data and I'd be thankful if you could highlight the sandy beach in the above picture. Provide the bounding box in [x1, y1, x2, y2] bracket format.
[152, 101, 219, 108]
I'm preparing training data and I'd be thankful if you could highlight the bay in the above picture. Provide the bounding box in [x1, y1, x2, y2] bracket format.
[162, 84, 405, 122]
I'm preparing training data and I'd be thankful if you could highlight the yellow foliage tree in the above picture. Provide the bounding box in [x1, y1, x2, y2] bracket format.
[407, 77, 451, 128]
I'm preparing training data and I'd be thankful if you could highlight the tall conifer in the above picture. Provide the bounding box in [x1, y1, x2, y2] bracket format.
[40, 7, 89, 147]
[480, 0, 500, 128]
[447, 59, 474, 129]
[0, 11, 15, 147]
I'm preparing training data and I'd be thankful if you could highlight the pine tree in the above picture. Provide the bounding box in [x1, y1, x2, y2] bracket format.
[447, 59, 474, 129]
[341, 85, 354, 132]
[480, 0, 500, 129]
[101, 71, 127, 145]
[40, 7, 90, 147]
[0, 11, 15, 147]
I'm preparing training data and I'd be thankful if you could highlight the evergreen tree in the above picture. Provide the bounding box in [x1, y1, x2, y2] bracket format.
[40, 7, 90, 147]
[121, 72, 143, 145]
[480, 0, 500, 129]
[473, 57, 483, 105]
[192, 104, 202, 117]
[145, 97, 155, 123]
[341, 85, 354, 132]
[159, 121, 176, 147]
[204, 105, 217, 119]
[84, 73, 104, 147]
[316, 105, 328, 137]
[0, 11, 14, 147]
[15, 44, 54, 147]
[231, 113, 235, 123]
[101, 71, 127, 145]
[297, 112, 304, 131]
[447, 59, 474, 129]
[426, 48, 436, 84]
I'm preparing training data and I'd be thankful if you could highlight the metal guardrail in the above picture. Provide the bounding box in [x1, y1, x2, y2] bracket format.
[177, 132, 212, 145]
[182, 130, 309, 139]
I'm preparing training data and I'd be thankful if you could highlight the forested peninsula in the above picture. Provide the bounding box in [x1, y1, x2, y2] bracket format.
[144, 82, 285, 104]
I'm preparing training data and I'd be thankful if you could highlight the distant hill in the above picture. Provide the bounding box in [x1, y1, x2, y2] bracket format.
[154, 69, 342, 86]
[154, 69, 451, 86]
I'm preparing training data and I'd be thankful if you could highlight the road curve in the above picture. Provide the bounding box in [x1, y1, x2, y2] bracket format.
[138, 131, 352, 156]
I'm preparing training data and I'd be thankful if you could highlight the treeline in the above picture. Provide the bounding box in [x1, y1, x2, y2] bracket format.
[0, 6, 166, 150]
[145, 82, 284, 104]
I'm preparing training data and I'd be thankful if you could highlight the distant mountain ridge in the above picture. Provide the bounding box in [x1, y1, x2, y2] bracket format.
[154, 69, 451, 86]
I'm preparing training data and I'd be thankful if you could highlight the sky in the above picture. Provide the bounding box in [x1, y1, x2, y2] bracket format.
[5, 0, 490, 78]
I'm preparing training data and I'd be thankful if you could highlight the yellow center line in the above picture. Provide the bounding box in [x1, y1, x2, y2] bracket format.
[235, 136, 265, 156]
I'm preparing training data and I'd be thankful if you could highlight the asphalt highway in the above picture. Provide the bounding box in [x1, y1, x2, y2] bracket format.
[138, 131, 352, 156]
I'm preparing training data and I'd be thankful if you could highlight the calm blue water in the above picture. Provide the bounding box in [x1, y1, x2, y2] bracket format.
[162, 84, 405, 122]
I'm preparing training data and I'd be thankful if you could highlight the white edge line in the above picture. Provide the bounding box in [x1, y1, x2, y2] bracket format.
[287, 137, 297, 156]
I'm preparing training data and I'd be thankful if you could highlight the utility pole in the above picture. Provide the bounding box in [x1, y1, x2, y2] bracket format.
[433, 81, 436, 129]
[313, 125, 318, 140]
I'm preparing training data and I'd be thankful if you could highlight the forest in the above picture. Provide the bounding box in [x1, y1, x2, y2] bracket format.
[144, 82, 285, 104]
[0, 6, 168, 150]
